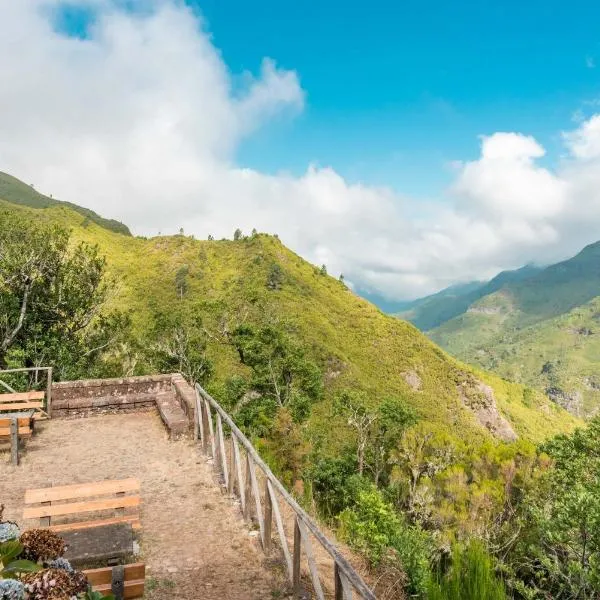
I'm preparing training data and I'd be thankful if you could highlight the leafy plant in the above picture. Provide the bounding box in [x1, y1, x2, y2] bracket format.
[0, 540, 41, 579]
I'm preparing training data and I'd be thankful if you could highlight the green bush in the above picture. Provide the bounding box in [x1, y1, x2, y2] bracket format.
[428, 541, 507, 600]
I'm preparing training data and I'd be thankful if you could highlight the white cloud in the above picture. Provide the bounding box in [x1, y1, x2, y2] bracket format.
[2, 1, 600, 301]
[587, 56, 596, 69]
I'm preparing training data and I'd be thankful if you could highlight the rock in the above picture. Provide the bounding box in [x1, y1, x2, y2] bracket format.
[457, 376, 517, 442]
[402, 370, 422, 391]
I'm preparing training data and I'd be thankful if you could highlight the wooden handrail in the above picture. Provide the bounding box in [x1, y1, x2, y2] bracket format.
[0, 367, 53, 417]
[195, 383, 376, 600]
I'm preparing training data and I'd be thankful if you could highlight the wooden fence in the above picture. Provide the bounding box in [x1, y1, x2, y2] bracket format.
[195, 384, 376, 600]
[0, 367, 53, 416]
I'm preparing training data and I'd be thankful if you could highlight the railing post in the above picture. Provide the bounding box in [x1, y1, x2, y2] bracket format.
[228, 436, 235, 495]
[334, 563, 344, 600]
[243, 452, 252, 520]
[264, 478, 272, 552]
[293, 517, 302, 596]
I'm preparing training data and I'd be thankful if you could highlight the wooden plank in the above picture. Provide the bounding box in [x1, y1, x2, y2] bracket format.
[92, 580, 144, 599]
[216, 413, 229, 488]
[248, 454, 265, 546]
[0, 391, 45, 402]
[0, 402, 43, 411]
[48, 516, 141, 533]
[297, 517, 326, 600]
[25, 479, 140, 504]
[194, 388, 201, 443]
[23, 495, 140, 519]
[268, 480, 293, 581]
[0, 417, 33, 427]
[243, 452, 252, 520]
[84, 563, 145, 586]
[0, 426, 31, 437]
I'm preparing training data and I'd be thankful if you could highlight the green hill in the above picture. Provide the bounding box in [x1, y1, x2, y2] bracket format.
[425, 242, 600, 417]
[0, 171, 131, 236]
[396, 265, 542, 331]
[0, 196, 577, 445]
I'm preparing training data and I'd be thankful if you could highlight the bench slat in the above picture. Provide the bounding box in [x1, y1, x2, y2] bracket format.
[0, 427, 32, 437]
[25, 478, 140, 504]
[23, 496, 140, 519]
[92, 580, 144, 599]
[0, 417, 32, 427]
[0, 391, 45, 402]
[84, 564, 145, 586]
[48, 516, 141, 533]
[0, 402, 43, 411]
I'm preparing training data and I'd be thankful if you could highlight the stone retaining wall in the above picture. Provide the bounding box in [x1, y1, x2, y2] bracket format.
[50, 374, 194, 421]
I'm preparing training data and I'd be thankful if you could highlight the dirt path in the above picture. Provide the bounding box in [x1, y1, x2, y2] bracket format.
[1, 412, 286, 599]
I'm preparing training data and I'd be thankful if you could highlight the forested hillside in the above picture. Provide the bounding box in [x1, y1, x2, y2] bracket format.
[3, 189, 599, 599]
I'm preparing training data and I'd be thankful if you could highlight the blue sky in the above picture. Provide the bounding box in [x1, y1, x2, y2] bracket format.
[194, 0, 600, 195]
[6, 0, 600, 301]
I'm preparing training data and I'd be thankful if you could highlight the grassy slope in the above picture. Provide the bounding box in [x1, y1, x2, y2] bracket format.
[0, 171, 131, 236]
[1, 199, 579, 444]
[429, 243, 600, 417]
[397, 265, 542, 332]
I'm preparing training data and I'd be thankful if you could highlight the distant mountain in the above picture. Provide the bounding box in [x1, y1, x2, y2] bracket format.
[0, 171, 131, 236]
[396, 264, 542, 331]
[420, 242, 600, 417]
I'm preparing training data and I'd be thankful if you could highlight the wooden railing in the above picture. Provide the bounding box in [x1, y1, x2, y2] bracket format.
[195, 384, 376, 600]
[0, 367, 53, 416]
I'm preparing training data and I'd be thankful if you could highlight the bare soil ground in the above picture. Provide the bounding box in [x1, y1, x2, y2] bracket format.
[1, 412, 287, 599]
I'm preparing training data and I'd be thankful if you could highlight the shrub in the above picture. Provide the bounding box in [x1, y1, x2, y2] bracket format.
[428, 541, 507, 600]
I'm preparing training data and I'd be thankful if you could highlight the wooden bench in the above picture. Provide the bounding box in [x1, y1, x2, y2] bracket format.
[0, 415, 33, 465]
[23, 479, 141, 533]
[0, 391, 48, 420]
[84, 563, 145, 600]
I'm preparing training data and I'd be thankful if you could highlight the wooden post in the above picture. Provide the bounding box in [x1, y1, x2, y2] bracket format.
[216, 413, 229, 488]
[233, 437, 246, 514]
[263, 478, 272, 552]
[10, 418, 18, 466]
[243, 453, 252, 520]
[111, 565, 125, 600]
[46, 367, 53, 418]
[228, 436, 236, 495]
[334, 563, 344, 600]
[293, 517, 302, 597]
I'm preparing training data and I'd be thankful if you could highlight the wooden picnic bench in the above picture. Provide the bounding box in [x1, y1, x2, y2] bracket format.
[0, 391, 48, 420]
[23, 479, 142, 533]
[0, 415, 34, 465]
[84, 563, 145, 600]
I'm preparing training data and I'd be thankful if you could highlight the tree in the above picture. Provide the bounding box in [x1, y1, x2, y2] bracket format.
[175, 265, 190, 299]
[231, 324, 322, 420]
[0, 211, 120, 375]
[233, 228, 243, 241]
[506, 418, 600, 598]
[320, 264, 327, 275]
[251, 228, 258, 237]
[149, 309, 213, 384]
[334, 391, 416, 482]
[208, 234, 214, 241]
[389, 423, 455, 517]
[178, 227, 184, 236]
[339, 273, 345, 283]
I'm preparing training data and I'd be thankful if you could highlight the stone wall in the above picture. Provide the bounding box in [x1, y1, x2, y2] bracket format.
[50, 374, 188, 418]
